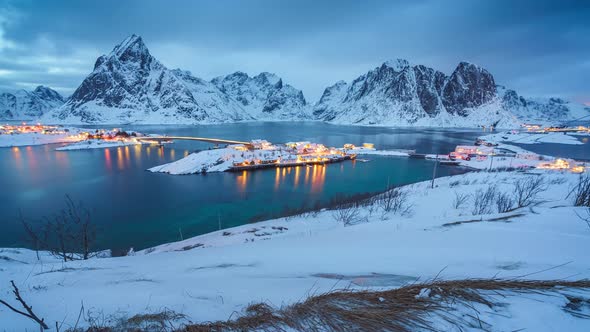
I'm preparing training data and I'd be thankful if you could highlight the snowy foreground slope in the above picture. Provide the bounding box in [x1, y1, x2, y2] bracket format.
[1, 170, 589, 331]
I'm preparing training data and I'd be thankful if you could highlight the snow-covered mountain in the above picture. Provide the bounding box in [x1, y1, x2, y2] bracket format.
[212, 71, 308, 120]
[35, 34, 587, 127]
[0, 86, 65, 120]
[42, 35, 309, 124]
[313, 59, 588, 127]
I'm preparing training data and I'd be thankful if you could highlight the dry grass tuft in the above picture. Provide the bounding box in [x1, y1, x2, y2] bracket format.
[180, 279, 590, 332]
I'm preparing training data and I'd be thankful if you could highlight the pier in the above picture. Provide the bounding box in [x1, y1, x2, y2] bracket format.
[137, 136, 253, 148]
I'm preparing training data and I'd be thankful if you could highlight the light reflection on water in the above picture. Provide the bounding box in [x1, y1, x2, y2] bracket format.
[265, 164, 328, 193]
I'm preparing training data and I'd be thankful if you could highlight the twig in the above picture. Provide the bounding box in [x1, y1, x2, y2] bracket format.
[0, 280, 49, 329]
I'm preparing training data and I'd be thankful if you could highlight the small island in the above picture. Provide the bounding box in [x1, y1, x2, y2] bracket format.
[148, 140, 369, 175]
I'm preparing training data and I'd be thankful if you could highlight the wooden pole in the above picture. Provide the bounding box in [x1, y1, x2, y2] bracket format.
[431, 155, 438, 189]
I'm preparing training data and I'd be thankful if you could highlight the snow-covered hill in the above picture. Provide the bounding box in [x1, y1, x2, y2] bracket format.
[313, 59, 589, 128]
[41, 35, 309, 124]
[0, 86, 65, 120]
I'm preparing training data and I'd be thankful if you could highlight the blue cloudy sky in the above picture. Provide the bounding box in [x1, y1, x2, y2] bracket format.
[0, 0, 588, 103]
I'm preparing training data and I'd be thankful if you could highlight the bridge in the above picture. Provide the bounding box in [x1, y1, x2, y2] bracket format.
[136, 136, 253, 148]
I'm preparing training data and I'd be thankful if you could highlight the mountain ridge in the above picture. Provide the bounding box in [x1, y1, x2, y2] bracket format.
[27, 35, 589, 127]
[314, 59, 588, 127]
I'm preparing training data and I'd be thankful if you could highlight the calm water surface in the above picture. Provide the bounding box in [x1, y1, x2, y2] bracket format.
[2, 122, 585, 250]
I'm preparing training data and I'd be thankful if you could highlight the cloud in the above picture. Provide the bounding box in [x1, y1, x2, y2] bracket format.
[0, 0, 588, 102]
[0, 8, 17, 51]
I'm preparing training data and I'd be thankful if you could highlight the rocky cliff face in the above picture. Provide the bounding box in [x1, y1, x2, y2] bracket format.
[43, 35, 309, 124]
[0, 86, 65, 120]
[442, 62, 496, 116]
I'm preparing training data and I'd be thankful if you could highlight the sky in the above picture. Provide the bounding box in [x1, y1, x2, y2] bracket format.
[0, 0, 588, 104]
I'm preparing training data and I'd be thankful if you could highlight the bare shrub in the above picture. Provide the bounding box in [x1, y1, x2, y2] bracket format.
[452, 192, 469, 209]
[514, 176, 546, 208]
[571, 174, 590, 207]
[495, 191, 515, 213]
[472, 185, 498, 215]
[376, 185, 411, 216]
[366, 199, 378, 217]
[19, 195, 97, 262]
[449, 180, 460, 187]
[332, 205, 362, 226]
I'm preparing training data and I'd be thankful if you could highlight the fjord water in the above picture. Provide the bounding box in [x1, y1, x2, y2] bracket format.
[0, 123, 516, 250]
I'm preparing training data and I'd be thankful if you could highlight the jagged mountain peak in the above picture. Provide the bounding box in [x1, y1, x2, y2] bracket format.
[253, 72, 280, 85]
[228, 71, 249, 79]
[211, 71, 250, 86]
[455, 61, 484, 71]
[112, 34, 148, 58]
[382, 59, 412, 71]
[92, 35, 155, 72]
[33, 86, 65, 102]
